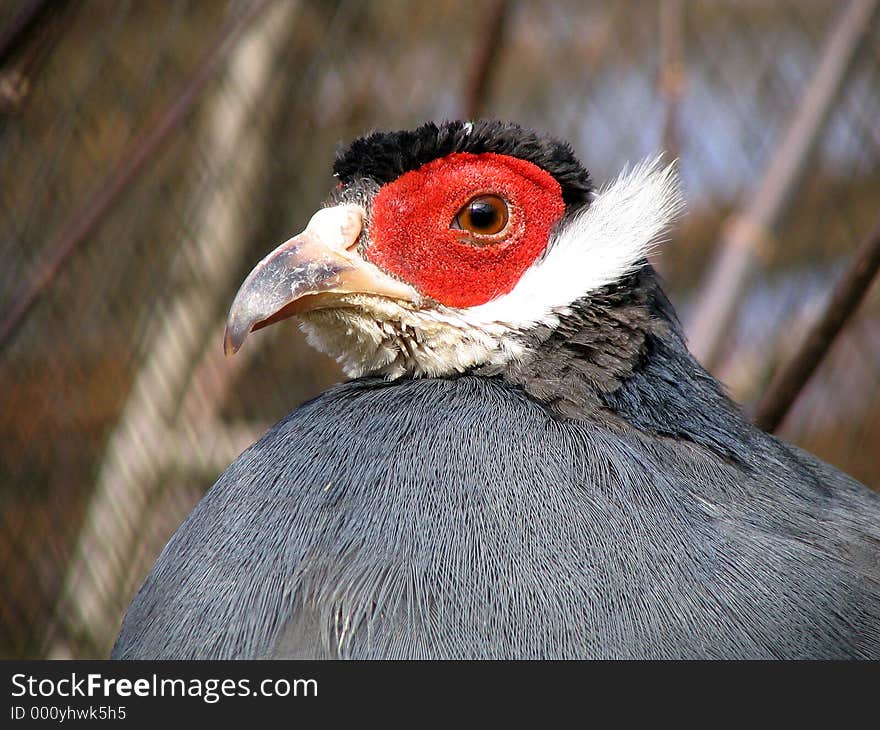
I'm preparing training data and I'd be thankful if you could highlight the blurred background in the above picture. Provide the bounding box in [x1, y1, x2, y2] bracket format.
[1, 0, 878, 659]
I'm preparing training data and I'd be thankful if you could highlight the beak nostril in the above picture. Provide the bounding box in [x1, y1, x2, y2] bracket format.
[342, 231, 362, 254]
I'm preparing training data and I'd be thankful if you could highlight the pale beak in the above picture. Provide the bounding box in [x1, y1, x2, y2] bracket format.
[223, 204, 419, 355]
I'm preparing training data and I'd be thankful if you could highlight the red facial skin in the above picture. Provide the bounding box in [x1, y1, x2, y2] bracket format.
[367, 152, 566, 308]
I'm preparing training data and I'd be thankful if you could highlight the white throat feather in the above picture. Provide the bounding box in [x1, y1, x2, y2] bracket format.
[460, 156, 683, 330]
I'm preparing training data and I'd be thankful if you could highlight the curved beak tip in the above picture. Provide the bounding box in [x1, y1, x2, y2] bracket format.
[223, 322, 245, 356]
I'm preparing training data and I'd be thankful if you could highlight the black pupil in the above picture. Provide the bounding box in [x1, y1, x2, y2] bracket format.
[469, 200, 498, 230]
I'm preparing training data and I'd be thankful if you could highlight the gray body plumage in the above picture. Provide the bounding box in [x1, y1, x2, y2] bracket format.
[112, 121, 880, 659]
[112, 319, 880, 659]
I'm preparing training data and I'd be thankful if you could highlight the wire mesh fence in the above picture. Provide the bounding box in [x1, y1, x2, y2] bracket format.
[1, 0, 878, 659]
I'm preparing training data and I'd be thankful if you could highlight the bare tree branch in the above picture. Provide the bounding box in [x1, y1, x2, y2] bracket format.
[461, 0, 512, 120]
[0, 0, 72, 113]
[685, 0, 879, 371]
[0, 0, 274, 352]
[754, 214, 880, 433]
[0, 0, 56, 67]
[659, 0, 685, 162]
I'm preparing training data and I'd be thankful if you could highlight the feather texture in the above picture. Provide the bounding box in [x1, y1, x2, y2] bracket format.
[113, 375, 880, 659]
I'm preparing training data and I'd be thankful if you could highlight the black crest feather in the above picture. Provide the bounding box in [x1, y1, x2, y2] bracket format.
[333, 120, 592, 211]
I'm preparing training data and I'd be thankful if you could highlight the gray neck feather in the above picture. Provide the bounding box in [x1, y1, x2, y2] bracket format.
[488, 265, 761, 466]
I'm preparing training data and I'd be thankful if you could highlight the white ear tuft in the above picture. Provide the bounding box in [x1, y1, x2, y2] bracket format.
[460, 155, 684, 329]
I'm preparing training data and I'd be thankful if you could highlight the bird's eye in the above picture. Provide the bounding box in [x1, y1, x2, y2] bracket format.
[452, 195, 509, 237]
